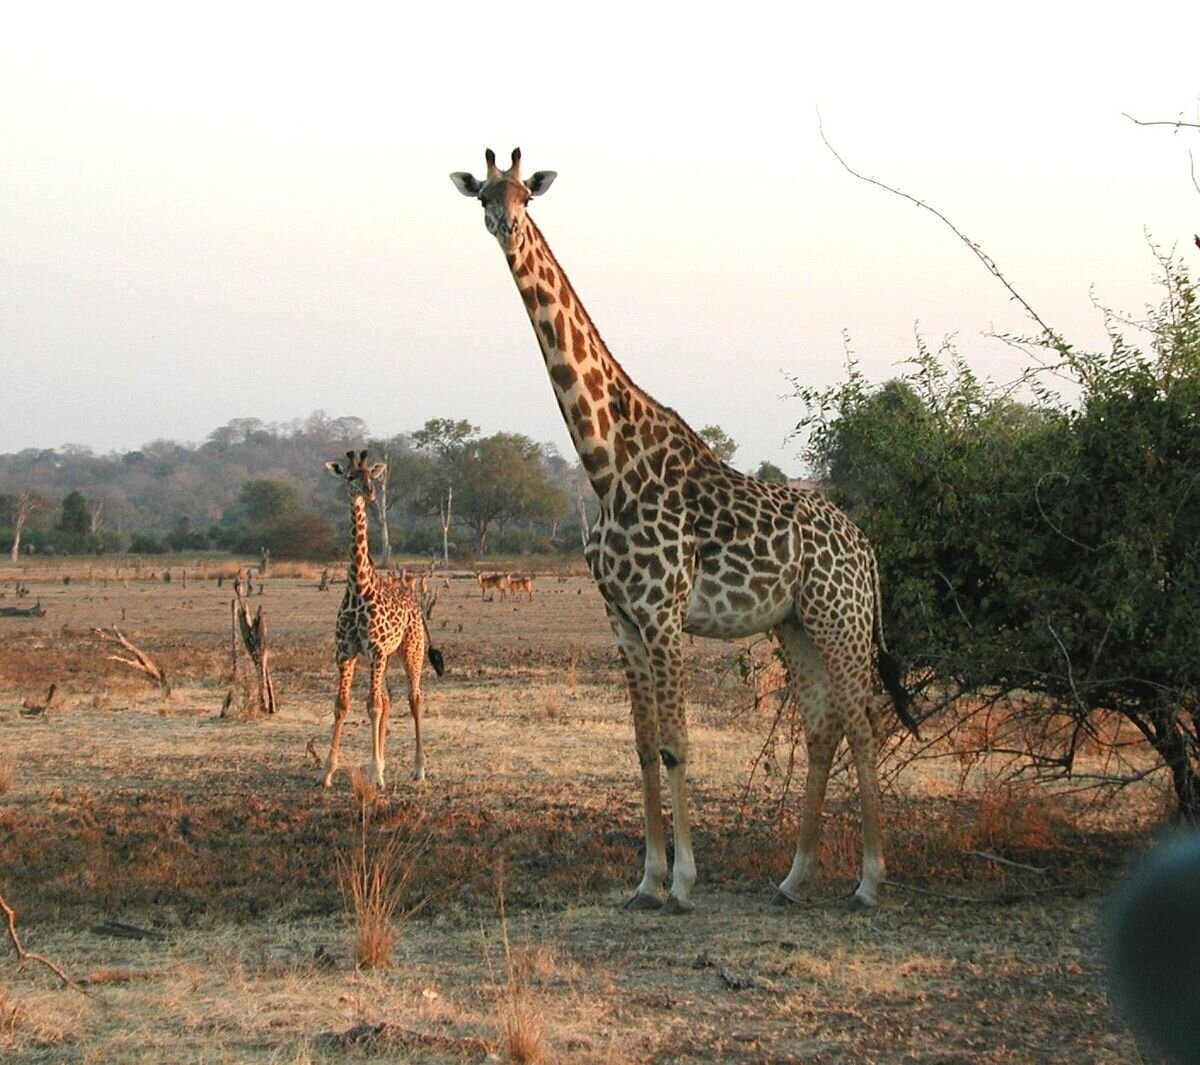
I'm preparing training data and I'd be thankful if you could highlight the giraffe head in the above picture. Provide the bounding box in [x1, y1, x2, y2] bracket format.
[325, 450, 386, 503]
[450, 148, 557, 247]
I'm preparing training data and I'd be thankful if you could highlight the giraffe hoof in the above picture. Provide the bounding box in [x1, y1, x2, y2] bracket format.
[769, 888, 803, 908]
[621, 892, 665, 912]
[844, 893, 876, 911]
[662, 895, 695, 916]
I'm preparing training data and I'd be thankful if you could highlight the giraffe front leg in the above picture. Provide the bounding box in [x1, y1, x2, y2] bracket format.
[367, 653, 389, 789]
[652, 635, 696, 915]
[403, 635, 427, 783]
[608, 610, 669, 911]
[322, 656, 356, 788]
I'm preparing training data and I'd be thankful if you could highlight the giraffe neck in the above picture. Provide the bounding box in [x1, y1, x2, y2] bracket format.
[348, 495, 376, 596]
[505, 218, 711, 501]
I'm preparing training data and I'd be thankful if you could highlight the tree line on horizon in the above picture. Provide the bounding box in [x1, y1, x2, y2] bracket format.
[0, 411, 792, 562]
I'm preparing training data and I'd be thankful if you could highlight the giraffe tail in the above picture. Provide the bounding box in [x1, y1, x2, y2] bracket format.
[871, 551, 921, 740]
[427, 646, 446, 677]
[877, 648, 920, 740]
[419, 614, 446, 677]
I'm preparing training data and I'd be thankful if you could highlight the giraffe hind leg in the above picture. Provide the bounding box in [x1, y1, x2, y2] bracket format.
[772, 620, 839, 904]
[774, 617, 887, 907]
[403, 629, 427, 782]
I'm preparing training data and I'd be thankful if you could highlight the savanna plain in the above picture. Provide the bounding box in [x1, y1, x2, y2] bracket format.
[0, 558, 1162, 1063]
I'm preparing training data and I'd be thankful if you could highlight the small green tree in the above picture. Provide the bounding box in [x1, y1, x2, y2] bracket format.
[450, 433, 568, 554]
[235, 480, 299, 525]
[752, 460, 790, 486]
[58, 490, 90, 538]
[698, 424, 738, 465]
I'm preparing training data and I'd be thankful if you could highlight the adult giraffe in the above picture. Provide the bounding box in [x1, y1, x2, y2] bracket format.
[451, 149, 918, 913]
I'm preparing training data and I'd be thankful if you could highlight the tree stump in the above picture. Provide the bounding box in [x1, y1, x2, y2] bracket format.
[222, 577, 276, 717]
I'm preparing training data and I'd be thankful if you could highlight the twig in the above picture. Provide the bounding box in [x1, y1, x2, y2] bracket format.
[882, 880, 990, 903]
[1121, 113, 1200, 132]
[817, 116, 1078, 369]
[966, 851, 1049, 875]
[1, 890, 91, 995]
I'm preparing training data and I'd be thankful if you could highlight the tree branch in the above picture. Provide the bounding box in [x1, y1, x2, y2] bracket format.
[1122, 113, 1200, 132]
[92, 627, 171, 696]
[817, 117, 1077, 369]
[1, 890, 90, 995]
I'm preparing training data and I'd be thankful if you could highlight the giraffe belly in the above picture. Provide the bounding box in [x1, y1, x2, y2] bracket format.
[683, 575, 797, 640]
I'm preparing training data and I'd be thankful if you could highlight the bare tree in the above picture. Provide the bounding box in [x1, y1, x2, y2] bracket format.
[373, 459, 393, 566]
[438, 486, 453, 569]
[9, 489, 41, 562]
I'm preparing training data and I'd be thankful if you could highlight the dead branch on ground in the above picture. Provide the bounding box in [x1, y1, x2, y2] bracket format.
[0, 600, 45, 618]
[1, 890, 89, 995]
[92, 627, 171, 696]
[19, 683, 60, 718]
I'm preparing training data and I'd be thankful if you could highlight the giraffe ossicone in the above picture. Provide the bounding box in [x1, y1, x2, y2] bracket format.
[323, 450, 445, 789]
[451, 150, 919, 913]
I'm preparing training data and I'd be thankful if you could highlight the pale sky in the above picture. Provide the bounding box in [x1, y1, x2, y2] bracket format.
[2, 2, 1197, 475]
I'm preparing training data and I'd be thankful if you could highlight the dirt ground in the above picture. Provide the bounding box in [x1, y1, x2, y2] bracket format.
[0, 559, 1163, 1063]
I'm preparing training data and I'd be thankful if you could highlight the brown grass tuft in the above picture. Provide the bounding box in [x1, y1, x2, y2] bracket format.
[0, 751, 14, 794]
[491, 867, 548, 1064]
[501, 950, 547, 1064]
[337, 771, 428, 969]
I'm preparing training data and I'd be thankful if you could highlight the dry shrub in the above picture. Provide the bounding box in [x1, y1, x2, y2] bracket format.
[0, 751, 14, 794]
[965, 782, 1070, 854]
[267, 560, 326, 580]
[337, 769, 428, 969]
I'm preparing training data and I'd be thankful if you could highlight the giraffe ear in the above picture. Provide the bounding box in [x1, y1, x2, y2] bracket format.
[324, 461, 345, 477]
[369, 462, 388, 480]
[525, 171, 556, 197]
[451, 172, 483, 196]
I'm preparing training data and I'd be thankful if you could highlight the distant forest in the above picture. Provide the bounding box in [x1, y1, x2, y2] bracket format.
[0, 412, 593, 561]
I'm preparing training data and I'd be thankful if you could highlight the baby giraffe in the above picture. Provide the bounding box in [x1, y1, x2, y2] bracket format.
[322, 451, 445, 788]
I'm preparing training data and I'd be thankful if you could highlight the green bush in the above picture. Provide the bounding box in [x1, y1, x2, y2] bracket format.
[795, 259, 1200, 818]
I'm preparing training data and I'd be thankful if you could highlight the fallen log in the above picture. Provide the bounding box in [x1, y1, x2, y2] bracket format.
[0, 600, 45, 618]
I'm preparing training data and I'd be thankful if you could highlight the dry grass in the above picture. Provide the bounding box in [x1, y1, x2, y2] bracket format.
[0, 557, 1162, 1063]
[337, 768, 429, 969]
[492, 869, 548, 1065]
[0, 750, 13, 794]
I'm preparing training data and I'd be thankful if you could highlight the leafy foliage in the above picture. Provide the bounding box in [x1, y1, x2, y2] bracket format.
[698, 424, 738, 465]
[793, 260, 1200, 817]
